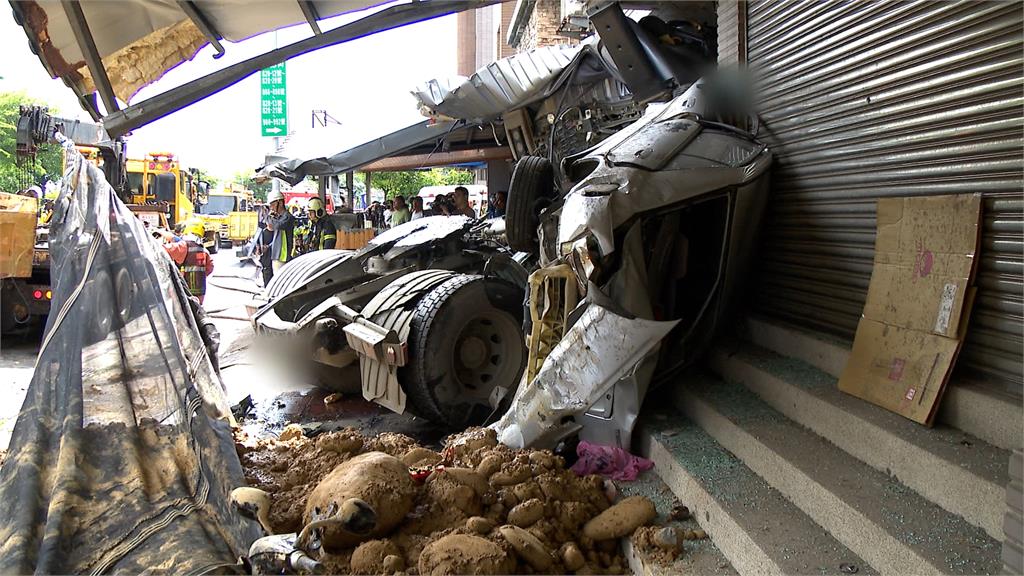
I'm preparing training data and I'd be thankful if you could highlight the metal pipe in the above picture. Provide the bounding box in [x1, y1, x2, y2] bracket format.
[102, 0, 501, 139]
[298, 0, 323, 35]
[177, 1, 226, 58]
[60, 1, 119, 114]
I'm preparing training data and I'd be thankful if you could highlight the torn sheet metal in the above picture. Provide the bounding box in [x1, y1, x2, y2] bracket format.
[556, 81, 772, 258]
[370, 215, 473, 260]
[412, 43, 583, 122]
[491, 304, 678, 449]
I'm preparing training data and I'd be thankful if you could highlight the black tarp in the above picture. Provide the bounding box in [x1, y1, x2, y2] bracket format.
[0, 142, 260, 574]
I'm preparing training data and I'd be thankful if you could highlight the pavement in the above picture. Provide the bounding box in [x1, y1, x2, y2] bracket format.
[0, 249, 445, 453]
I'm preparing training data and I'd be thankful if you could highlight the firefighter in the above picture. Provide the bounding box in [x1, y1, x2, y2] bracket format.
[306, 197, 338, 251]
[161, 222, 214, 304]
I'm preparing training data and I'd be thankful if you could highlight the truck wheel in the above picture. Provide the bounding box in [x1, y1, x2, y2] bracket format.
[113, 267, 135, 328]
[86, 269, 114, 343]
[506, 156, 554, 253]
[209, 233, 220, 254]
[404, 275, 526, 428]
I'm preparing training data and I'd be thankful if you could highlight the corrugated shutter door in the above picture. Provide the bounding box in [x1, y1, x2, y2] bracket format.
[746, 0, 1024, 395]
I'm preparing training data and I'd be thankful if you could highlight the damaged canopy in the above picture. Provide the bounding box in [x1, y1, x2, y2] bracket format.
[0, 142, 260, 573]
[14, 0, 501, 135]
[259, 114, 459, 185]
[412, 42, 584, 123]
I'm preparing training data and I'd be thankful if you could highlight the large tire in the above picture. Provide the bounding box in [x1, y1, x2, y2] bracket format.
[506, 156, 554, 253]
[209, 233, 220, 254]
[403, 275, 526, 428]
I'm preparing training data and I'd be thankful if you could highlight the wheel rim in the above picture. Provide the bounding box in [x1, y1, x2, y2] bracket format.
[442, 312, 524, 406]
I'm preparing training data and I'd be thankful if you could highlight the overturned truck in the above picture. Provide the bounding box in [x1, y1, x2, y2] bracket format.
[253, 217, 530, 428]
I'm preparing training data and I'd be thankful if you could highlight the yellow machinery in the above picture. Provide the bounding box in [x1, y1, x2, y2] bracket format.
[196, 183, 257, 250]
[125, 152, 219, 250]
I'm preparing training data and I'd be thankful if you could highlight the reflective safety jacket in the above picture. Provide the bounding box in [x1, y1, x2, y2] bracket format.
[180, 239, 211, 298]
[308, 217, 337, 251]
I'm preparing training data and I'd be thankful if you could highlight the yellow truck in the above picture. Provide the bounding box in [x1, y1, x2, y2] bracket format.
[0, 191, 49, 334]
[195, 184, 258, 250]
[125, 152, 219, 250]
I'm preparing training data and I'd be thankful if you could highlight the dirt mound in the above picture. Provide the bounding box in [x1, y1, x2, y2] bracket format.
[237, 426, 654, 574]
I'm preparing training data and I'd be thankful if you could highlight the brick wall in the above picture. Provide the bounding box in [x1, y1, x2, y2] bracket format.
[519, 0, 576, 52]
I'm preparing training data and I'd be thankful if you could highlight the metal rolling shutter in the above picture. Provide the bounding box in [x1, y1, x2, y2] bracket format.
[745, 0, 1023, 394]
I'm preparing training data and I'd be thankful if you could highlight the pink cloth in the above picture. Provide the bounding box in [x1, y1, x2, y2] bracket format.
[569, 441, 654, 481]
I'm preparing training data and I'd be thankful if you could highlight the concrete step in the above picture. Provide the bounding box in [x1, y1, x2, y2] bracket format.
[636, 407, 876, 575]
[743, 315, 1023, 452]
[672, 372, 1003, 575]
[707, 341, 1010, 541]
[618, 470, 737, 576]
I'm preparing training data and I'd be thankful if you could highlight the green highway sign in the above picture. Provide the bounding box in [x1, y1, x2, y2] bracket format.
[260, 62, 287, 136]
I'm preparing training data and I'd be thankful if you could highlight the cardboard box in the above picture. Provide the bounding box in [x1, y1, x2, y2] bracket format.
[838, 194, 981, 425]
[0, 191, 38, 279]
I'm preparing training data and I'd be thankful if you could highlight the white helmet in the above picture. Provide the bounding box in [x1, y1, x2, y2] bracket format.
[267, 189, 285, 203]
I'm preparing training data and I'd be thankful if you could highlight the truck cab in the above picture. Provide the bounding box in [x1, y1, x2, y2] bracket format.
[197, 184, 257, 249]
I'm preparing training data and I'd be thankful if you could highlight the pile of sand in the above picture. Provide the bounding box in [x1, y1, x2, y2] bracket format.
[236, 427, 669, 574]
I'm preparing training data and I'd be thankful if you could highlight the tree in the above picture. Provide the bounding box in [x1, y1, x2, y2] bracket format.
[369, 168, 475, 200]
[0, 92, 63, 194]
[232, 169, 272, 201]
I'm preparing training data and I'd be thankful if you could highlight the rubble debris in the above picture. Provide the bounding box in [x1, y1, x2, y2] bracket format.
[231, 394, 255, 420]
[279, 424, 305, 442]
[583, 495, 657, 540]
[324, 393, 344, 405]
[499, 525, 553, 571]
[419, 534, 514, 575]
[669, 502, 691, 521]
[237, 426, 662, 574]
[230, 487, 274, 535]
[305, 452, 417, 550]
[684, 528, 708, 540]
[350, 539, 402, 574]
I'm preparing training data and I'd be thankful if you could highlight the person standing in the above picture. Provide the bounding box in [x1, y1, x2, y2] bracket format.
[383, 199, 394, 229]
[453, 186, 476, 218]
[160, 225, 214, 304]
[410, 196, 425, 220]
[487, 190, 507, 219]
[265, 189, 296, 274]
[306, 197, 338, 251]
[391, 196, 411, 226]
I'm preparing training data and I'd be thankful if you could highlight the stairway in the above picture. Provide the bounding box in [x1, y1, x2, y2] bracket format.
[637, 316, 1020, 575]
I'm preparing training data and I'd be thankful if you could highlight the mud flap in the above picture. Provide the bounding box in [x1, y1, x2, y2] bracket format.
[355, 270, 457, 413]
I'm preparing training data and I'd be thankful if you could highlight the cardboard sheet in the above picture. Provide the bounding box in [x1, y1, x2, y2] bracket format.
[839, 194, 981, 425]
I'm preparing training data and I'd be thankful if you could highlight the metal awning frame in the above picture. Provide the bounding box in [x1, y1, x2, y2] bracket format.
[14, 0, 502, 138]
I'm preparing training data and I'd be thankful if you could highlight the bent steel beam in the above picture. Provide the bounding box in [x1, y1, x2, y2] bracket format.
[61, 0, 120, 115]
[102, 0, 501, 139]
[177, 1, 227, 58]
[298, 0, 323, 35]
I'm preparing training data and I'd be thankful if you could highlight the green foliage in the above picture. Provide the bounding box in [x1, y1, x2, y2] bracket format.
[367, 168, 474, 200]
[190, 167, 219, 189]
[0, 92, 63, 194]
[232, 169, 272, 201]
